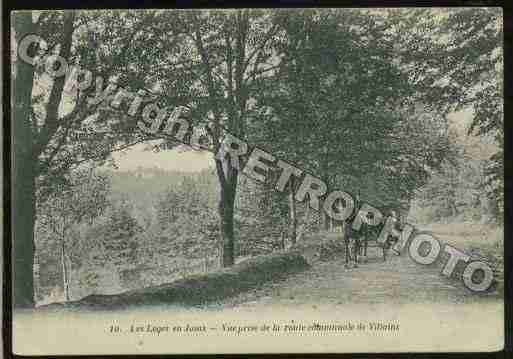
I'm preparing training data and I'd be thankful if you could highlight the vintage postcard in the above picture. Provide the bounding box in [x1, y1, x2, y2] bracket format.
[10, 8, 504, 354]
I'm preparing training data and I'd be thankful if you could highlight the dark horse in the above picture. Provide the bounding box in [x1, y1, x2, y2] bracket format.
[344, 206, 401, 268]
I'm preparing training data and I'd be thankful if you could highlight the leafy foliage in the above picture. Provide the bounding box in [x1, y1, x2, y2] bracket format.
[154, 171, 219, 259]
[387, 8, 503, 221]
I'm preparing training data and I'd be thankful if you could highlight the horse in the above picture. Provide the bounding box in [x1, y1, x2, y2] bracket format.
[344, 208, 401, 267]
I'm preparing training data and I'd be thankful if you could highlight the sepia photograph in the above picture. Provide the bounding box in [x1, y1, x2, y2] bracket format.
[10, 8, 504, 354]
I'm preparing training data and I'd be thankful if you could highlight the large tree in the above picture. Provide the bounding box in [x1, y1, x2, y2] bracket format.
[138, 10, 288, 266]
[13, 11, 39, 308]
[387, 8, 503, 221]
[12, 10, 158, 307]
[252, 10, 450, 233]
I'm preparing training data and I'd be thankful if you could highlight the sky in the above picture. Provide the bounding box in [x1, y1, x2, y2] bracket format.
[111, 144, 215, 172]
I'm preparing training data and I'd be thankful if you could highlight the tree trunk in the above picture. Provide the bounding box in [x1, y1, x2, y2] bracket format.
[60, 239, 70, 302]
[288, 177, 297, 245]
[218, 170, 237, 268]
[323, 212, 331, 231]
[451, 202, 459, 218]
[12, 12, 37, 308]
[12, 160, 36, 308]
[296, 202, 310, 243]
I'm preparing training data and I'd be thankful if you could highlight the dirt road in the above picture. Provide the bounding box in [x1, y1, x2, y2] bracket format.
[222, 223, 503, 309]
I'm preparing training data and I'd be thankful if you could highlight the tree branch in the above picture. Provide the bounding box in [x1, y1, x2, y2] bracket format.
[34, 11, 76, 158]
